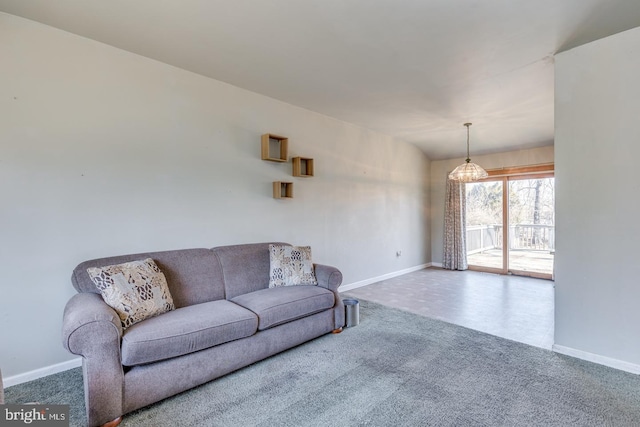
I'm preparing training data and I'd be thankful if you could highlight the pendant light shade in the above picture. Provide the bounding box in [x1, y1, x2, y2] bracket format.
[448, 123, 488, 182]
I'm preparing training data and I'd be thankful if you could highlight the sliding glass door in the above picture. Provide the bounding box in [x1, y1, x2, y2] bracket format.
[465, 169, 554, 279]
[466, 180, 504, 273]
[507, 177, 555, 277]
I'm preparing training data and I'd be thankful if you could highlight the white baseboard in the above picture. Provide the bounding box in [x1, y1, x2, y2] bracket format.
[552, 344, 640, 375]
[3, 358, 82, 388]
[339, 263, 431, 293]
[431, 262, 443, 268]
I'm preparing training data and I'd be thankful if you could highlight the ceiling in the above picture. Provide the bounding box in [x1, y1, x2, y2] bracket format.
[2, 1, 640, 159]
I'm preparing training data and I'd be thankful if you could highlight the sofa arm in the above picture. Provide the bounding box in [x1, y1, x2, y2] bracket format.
[62, 293, 125, 426]
[314, 264, 343, 293]
[314, 264, 345, 330]
[62, 293, 123, 354]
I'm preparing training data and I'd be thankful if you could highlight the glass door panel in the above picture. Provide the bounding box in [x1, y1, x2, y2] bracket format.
[466, 180, 504, 271]
[507, 177, 555, 277]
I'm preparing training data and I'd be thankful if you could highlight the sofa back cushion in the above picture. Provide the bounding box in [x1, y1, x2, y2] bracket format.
[72, 249, 225, 308]
[212, 242, 289, 300]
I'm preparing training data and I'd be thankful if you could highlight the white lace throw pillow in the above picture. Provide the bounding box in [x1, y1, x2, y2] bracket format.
[269, 244, 318, 288]
[87, 258, 175, 330]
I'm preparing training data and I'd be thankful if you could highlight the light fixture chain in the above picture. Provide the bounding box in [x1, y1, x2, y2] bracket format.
[465, 123, 471, 163]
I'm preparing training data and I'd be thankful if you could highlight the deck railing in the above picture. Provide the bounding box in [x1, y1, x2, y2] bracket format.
[466, 225, 501, 255]
[467, 224, 554, 254]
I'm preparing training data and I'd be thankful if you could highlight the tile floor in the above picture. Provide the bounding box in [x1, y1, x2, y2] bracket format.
[343, 268, 554, 349]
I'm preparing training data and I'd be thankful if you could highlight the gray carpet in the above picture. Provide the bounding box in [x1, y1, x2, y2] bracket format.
[6, 300, 640, 426]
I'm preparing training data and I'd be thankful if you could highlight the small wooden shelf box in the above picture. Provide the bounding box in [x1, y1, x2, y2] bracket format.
[273, 182, 294, 199]
[261, 134, 288, 162]
[292, 157, 314, 177]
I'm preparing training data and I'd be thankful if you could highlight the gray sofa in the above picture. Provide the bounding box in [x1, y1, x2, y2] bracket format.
[62, 242, 344, 427]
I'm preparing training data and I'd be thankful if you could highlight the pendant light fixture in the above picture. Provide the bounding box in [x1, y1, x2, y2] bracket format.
[448, 123, 488, 182]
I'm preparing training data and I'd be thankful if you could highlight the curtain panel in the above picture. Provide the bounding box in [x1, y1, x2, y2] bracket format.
[443, 178, 468, 270]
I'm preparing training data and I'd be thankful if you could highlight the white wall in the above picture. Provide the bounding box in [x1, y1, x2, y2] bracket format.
[429, 146, 554, 265]
[0, 13, 430, 379]
[555, 26, 640, 369]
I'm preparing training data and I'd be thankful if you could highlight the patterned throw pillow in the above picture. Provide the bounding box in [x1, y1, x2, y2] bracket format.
[87, 258, 175, 330]
[269, 244, 318, 288]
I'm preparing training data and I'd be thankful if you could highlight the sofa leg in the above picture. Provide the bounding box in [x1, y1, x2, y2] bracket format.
[332, 328, 343, 334]
[101, 416, 122, 427]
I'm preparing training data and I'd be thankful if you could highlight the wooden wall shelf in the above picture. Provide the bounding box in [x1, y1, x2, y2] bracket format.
[292, 157, 314, 177]
[273, 182, 293, 199]
[261, 134, 288, 162]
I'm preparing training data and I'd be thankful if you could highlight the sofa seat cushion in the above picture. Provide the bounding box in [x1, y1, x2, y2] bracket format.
[231, 286, 334, 331]
[121, 300, 258, 366]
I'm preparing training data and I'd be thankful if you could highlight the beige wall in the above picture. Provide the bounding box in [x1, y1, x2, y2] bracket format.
[429, 146, 554, 265]
[0, 13, 430, 379]
[555, 25, 640, 370]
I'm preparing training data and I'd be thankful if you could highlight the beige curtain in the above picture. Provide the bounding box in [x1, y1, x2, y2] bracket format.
[443, 178, 468, 270]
